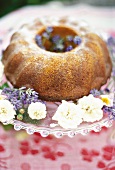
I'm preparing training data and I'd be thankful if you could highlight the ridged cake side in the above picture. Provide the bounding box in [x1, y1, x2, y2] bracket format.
[2, 17, 112, 101]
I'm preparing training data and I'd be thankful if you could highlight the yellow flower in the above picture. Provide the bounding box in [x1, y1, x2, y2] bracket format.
[100, 95, 111, 106]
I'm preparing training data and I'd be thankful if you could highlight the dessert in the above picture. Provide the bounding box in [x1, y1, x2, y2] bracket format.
[2, 17, 112, 101]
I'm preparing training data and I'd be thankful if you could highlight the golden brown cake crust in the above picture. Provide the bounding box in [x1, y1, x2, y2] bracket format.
[2, 17, 112, 101]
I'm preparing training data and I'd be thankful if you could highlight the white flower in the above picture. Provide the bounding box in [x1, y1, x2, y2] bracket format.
[0, 100, 16, 122]
[0, 61, 4, 82]
[78, 94, 104, 122]
[28, 102, 47, 120]
[52, 100, 83, 129]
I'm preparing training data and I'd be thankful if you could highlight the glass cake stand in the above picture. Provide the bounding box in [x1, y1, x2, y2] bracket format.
[2, 73, 114, 138]
[3, 114, 113, 138]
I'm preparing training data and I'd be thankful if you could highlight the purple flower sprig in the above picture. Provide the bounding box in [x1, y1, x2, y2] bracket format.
[2, 87, 40, 111]
[107, 36, 115, 72]
[107, 36, 115, 47]
[35, 26, 82, 53]
[90, 89, 101, 97]
[102, 105, 115, 120]
[90, 88, 115, 120]
[1, 87, 45, 123]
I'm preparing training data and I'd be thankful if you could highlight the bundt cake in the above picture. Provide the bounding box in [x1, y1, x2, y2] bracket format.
[2, 17, 112, 101]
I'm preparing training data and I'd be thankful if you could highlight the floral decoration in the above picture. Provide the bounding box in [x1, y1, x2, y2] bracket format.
[100, 95, 111, 106]
[77, 94, 104, 122]
[52, 100, 83, 129]
[28, 102, 46, 120]
[35, 26, 82, 52]
[0, 100, 16, 122]
[0, 36, 115, 129]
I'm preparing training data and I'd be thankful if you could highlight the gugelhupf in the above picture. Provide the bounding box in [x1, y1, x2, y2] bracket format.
[2, 17, 112, 101]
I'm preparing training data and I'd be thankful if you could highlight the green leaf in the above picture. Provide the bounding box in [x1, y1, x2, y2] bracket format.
[2, 124, 13, 131]
[23, 113, 40, 125]
[0, 82, 9, 89]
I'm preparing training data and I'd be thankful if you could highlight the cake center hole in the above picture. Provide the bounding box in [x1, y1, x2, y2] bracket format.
[35, 26, 82, 53]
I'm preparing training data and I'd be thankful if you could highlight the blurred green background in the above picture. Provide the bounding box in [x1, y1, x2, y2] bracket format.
[0, 0, 115, 17]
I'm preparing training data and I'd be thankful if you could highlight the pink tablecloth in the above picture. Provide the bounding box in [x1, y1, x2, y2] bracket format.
[0, 4, 115, 170]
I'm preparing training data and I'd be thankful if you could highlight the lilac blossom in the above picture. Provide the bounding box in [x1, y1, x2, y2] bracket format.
[73, 36, 82, 45]
[46, 26, 53, 33]
[2, 87, 40, 111]
[66, 35, 73, 42]
[52, 35, 60, 43]
[35, 26, 82, 53]
[66, 45, 73, 52]
[90, 89, 100, 97]
[103, 105, 115, 120]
